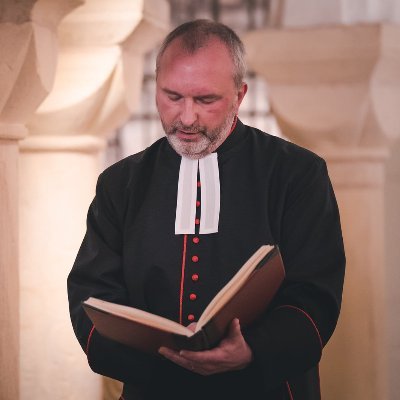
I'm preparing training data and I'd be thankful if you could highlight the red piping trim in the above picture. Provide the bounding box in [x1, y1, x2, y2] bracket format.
[86, 324, 95, 355]
[276, 305, 323, 349]
[286, 381, 294, 400]
[179, 234, 188, 325]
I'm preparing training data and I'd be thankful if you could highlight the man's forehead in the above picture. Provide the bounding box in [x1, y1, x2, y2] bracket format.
[157, 63, 235, 96]
[161, 36, 232, 63]
[156, 36, 237, 93]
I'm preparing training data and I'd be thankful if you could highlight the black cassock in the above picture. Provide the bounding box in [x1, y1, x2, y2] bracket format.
[68, 119, 345, 400]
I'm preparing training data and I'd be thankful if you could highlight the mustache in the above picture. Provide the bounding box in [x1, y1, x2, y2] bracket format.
[168, 122, 207, 135]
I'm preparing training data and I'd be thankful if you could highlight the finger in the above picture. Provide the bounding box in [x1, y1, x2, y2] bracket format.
[160, 345, 214, 367]
[159, 347, 194, 371]
[158, 346, 179, 359]
[223, 319, 246, 346]
[179, 347, 218, 362]
[180, 320, 241, 362]
[228, 318, 242, 339]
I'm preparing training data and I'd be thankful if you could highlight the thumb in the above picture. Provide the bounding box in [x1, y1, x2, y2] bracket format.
[228, 318, 242, 339]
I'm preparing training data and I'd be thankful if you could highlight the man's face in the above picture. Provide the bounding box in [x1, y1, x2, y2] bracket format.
[156, 38, 247, 159]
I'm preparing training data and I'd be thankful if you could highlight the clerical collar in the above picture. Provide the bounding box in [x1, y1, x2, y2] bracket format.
[175, 116, 241, 235]
[175, 154, 220, 234]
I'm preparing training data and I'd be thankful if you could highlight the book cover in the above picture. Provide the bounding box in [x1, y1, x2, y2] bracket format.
[83, 244, 285, 353]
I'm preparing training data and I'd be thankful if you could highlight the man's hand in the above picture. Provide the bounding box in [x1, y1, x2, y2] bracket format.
[158, 318, 253, 375]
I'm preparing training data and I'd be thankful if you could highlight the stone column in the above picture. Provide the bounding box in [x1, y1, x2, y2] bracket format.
[0, 124, 26, 400]
[18, 1, 169, 399]
[318, 148, 389, 399]
[0, 2, 81, 398]
[19, 135, 105, 399]
[243, 23, 400, 399]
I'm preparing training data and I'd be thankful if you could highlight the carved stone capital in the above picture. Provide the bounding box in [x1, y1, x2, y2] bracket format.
[243, 23, 400, 151]
[27, 0, 170, 139]
[0, 0, 82, 126]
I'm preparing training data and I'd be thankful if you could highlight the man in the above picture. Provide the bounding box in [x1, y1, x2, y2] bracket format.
[68, 19, 345, 399]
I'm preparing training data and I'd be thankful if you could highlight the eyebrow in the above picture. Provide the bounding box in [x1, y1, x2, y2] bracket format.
[161, 88, 222, 101]
[162, 88, 181, 96]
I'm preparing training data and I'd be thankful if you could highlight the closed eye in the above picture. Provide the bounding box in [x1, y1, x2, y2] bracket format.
[195, 96, 221, 105]
[161, 88, 221, 104]
[167, 93, 182, 101]
[161, 88, 182, 102]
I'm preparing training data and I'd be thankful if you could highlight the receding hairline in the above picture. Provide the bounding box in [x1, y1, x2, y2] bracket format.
[157, 36, 234, 71]
[156, 20, 246, 88]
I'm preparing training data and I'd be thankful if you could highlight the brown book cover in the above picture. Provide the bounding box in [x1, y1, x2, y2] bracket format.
[83, 245, 285, 353]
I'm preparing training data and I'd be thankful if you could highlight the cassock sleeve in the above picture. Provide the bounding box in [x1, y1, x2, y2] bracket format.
[67, 172, 158, 386]
[243, 157, 345, 390]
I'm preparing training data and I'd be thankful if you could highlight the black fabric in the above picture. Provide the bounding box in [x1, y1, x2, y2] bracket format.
[68, 119, 345, 399]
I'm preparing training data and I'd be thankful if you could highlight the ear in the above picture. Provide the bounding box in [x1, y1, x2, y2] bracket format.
[236, 82, 248, 107]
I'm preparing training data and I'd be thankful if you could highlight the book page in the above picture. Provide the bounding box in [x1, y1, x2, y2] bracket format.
[84, 297, 193, 337]
[195, 245, 274, 331]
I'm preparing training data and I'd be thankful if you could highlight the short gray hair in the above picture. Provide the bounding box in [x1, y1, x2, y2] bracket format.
[156, 19, 246, 89]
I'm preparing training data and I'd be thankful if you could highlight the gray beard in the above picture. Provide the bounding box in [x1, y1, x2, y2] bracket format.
[163, 111, 236, 159]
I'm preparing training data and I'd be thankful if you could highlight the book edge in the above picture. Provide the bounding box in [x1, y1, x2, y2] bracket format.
[83, 298, 192, 337]
[196, 244, 274, 330]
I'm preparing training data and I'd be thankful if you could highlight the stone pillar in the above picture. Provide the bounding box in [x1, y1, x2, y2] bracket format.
[0, 1, 81, 398]
[0, 124, 26, 400]
[18, 1, 169, 399]
[19, 135, 105, 399]
[384, 139, 400, 400]
[243, 23, 400, 399]
[318, 148, 389, 399]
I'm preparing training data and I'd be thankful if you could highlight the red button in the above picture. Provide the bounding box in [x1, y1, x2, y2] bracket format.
[196, 201, 201, 207]
[189, 293, 197, 301]
[191, 274, 199, 282]
[192, 255, 199, 262]
[192, 237, 200, 244]
[188, 314, 195, 321]
[195, 218, 200, 225]
[197, 181, 201, 187]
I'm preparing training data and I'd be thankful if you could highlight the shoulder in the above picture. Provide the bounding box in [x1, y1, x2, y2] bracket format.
[91, 137, 172, 221]
[244, 124, 327, 177]
[98, 137, 168, 190]
[247, 124, 324, 164]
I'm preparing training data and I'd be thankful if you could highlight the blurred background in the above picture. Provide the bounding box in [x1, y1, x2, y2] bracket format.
[1, 0, 399, 399]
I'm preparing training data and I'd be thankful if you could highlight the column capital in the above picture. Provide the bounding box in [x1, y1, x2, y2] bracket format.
[0, 123, 28, 141]
[0, 0, 82, 126]
[19, 135, 106, 153]
[243, 23, 400, 150]
[27, 0, 170, 139]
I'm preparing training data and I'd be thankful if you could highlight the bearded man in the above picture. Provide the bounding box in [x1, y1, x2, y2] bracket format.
[68, 19, 345, 400]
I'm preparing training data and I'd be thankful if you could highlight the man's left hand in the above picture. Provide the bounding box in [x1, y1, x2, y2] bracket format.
[158, 318, 253, 375]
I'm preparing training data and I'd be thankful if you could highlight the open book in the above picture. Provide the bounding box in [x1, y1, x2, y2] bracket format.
[83, 244, 285, 353]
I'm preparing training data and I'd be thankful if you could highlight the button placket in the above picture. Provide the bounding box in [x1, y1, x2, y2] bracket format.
[185, 177, 202, 323]
[189, 293, 197, 301]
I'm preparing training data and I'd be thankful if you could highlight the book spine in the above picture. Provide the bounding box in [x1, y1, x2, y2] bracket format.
[198, 319, 224, 350]
[173, 326, 218, 351]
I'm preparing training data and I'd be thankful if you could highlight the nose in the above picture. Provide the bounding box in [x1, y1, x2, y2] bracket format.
[179, 99, 198, 127]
